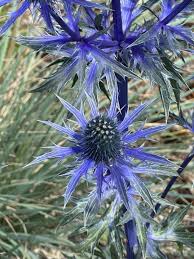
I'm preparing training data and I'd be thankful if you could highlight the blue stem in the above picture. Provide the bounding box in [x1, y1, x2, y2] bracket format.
[161, 0, 192, 25]
[151, 147, 194, 218]
[112, 0, 124, 43]
[111, 0, 193, 256]
[146, 147, 194, 229]
[112, 1, 136, 258]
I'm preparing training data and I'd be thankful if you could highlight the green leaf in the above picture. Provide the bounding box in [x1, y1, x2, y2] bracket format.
[135, 214, 147, 258]
[172, 231, 194, 248]
[159, 85, 171, 120]
[94, 14, 104, 30]
[109, 222, 124, 259]
[79, 220, 107, 252]
[130, 174, 155, 210]
[170, 78, 181, 110]
[166, 204, 191, 230]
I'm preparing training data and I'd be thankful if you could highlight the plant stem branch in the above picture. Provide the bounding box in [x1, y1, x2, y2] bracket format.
[112, 1, 135, 258]
[161, 0, 192, 25]
[112, 0, 124, 43]
[151, 147, 194, 218]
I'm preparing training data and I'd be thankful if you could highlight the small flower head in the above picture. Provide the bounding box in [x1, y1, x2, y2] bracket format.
[81, 115, 122, 163]
[28, 92, 173, 209]
[13, 0, 193, 118]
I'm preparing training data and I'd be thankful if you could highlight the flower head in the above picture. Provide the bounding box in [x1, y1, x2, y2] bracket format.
[28, 92, 173, 210]
[80, 114, 122, 163]
[15, 1, 194, 117]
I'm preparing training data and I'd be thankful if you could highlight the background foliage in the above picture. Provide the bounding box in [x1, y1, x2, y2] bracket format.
[0, 2, 194, 259]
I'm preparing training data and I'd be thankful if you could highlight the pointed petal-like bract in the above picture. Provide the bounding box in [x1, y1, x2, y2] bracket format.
[168, 25, 194, 45]
[72, 0, 108, 9]
[123, 125, 168, 143]
[90, 45, 139, 80]
[108, 88, 118, 119]
[63, 160, 92, 208]
[27, 146, 75, 166]
[56, 95, 88, 127]
[17, 35, 72, 48]
[126, 148, 171, 165]
[39, 0, 54, 32]
[84, 61, 99, 95]
[38, 120, 81, 140]
[95, 163, 104, 200]
[121, 0, 138, 32]
[85, 93, 99, 118]
[131, 165, 177, 177]
[110, 165, 130, 211]
[128, 172, 155, 210]
[118, 100, 154, 132]
[0, 0, 30, 35]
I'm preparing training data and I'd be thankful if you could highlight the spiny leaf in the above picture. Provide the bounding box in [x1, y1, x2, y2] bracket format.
[172, 231, 194, 248]
[166, 204, 191, 230]
[130, 174, 155, 211]
[159, 85, 171, 120]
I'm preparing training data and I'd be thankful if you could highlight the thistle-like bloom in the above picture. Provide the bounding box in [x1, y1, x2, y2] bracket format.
[28, 92, 173, 209]
[17, 12, 137, 95]
[16, 0, 194, 116]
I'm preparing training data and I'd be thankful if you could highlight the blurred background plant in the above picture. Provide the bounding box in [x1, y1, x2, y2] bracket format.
[0, 1, 194, 258]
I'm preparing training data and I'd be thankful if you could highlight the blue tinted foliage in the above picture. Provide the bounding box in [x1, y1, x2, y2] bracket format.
[1, 1, 194, 258]
[10, 0, 193, 115]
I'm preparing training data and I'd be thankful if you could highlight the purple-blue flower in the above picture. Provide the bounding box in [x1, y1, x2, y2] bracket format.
[16, 11, 138, 94]
[15, 0, 194, 117]
[28, 92, 173, 209]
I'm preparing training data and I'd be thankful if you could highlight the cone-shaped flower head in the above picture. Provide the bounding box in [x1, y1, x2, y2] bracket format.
[28, 93, 173, 209]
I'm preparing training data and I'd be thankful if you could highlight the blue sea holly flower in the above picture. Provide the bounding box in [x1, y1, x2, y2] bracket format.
[28, 93, 173, 210]
[17, 18, 138, 95]
[16, 0, 193, 117]
[119, 0, 194, 116]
